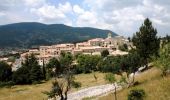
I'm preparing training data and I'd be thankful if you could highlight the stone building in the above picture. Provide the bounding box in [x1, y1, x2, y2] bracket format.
[20, 33, 130, 66]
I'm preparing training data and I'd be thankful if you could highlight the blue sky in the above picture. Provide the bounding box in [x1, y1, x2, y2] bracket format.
[0, 0, 170, 37]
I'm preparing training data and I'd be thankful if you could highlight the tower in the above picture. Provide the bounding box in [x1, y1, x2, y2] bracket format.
[107, 32, 112, 38]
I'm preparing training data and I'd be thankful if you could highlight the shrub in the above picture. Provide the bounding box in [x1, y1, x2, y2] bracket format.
[101, 49, 109, 57]
[71, 81, 81, 88]
[128, 89, 145, 100]
[0, 81, 14, 88]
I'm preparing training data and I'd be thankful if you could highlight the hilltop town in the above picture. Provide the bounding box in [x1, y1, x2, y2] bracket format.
[1, 33, 127, 70]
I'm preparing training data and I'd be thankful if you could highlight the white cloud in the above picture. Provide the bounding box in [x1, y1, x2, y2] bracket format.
[30, 2, 73, 25]
[76, 11, 97, 26]
[24, 0, 45, 7]
[73, 5, 85, 14]
[82, 0, 170, 36]
[58, 2, 72, 13]
[31, 5, 66, 19]
[0, 12, 5, 16]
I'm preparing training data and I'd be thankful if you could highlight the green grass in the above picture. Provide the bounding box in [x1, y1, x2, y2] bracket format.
[99, 67, 170, 100]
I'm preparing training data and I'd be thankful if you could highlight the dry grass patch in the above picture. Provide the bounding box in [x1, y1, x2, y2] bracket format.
[0, 80, 52, 100]
[0, 72, 107, 100]
[99, 67, 170, 100]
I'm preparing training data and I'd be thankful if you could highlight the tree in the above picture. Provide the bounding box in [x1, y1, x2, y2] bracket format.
[120, 52, 142, 87]
[29, 54, 43, 83]
[76, 54, 101, 73]
[46, 57, 60, 78]
[42, 60, 46, 80]
[97, 56, 121, 74]
[59, 52, 73, 72]
[162, 35, 170, 46]
[154, 42, 170, 76]
[105, 73, 117, 100]
[44, 72, 74, 100]
[0, 61, 12, 82]
[101, 49, 109, 57]
[30, 64, 43, 83]
[128, 89, 145, 100]
[13, 54, 43, 84]
[12, 66, 31, 84]
[119, 44, 128, 51]
[45, 52, 75, 100]
[132, 18, 160, 68]
[128, 37, 131, 42]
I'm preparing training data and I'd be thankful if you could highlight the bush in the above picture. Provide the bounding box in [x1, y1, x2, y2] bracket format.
[71, 81, 81, 88]
[73, 64, 83, 74]
[101, 49, 109, 57]
[119, 44, 128, 51]
[128, 89, 145, 100]
[0, 81, 14, 88]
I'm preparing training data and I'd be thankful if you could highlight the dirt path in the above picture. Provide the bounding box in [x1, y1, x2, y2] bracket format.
[67, 84, 122, 100]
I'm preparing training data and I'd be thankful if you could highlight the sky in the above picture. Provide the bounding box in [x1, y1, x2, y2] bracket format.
[0, 0, 170, 37]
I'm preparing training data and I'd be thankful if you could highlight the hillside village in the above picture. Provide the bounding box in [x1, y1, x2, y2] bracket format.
[0, 33, 131, 71]
[3, 33, 129, 70]
[0, 18, 169, 100]
[0, 1, 170, 99]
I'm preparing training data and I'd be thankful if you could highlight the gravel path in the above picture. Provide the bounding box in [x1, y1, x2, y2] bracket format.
[67, 84, 122, 100]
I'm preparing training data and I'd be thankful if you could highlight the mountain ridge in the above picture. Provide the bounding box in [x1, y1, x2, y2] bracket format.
[0, 22, 117, 48]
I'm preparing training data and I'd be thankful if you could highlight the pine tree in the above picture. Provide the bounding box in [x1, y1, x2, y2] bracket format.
[132, 18, 160, 67]
[13, 54, 43, 84]
[46, 57, 60, 78]
[30, 64, 43, 83]
[29, 54, 43, 83]
[0, 61, 12, 82]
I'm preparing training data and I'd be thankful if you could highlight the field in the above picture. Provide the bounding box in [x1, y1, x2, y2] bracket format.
[0, 72, 107, 100]
[99, 67, 170, 100]
[1, 67, 169, 100]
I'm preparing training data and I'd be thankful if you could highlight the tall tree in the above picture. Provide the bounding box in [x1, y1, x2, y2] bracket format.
[0, 61, 12, 82]
[132, 18, 160, 68]
[28, 54, 43, 83]
[12, 66, 31, 84]
[59, 52, 73, 72]
[13, 54, 43, 84]
[30, 64, 43, 83]
[46, 57, 60, 78]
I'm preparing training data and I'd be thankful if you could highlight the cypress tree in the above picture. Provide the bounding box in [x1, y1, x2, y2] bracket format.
[132, 18, 160, 67]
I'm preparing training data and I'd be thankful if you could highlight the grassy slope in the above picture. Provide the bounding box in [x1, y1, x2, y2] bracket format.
[0, 72, 107, 100]
[99, 67, 170, 100]
[1, 68, 169, 100]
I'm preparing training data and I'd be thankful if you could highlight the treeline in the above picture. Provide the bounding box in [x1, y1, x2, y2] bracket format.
[0, 54, 44, 86]
[0, 49, 142, 87]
